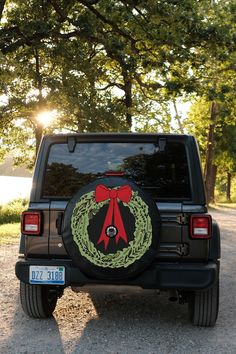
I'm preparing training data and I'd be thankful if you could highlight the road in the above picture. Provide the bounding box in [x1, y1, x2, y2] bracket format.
[0, 208, 236, 354]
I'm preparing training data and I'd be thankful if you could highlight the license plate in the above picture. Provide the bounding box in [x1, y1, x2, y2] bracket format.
[29, 266, 65, 285]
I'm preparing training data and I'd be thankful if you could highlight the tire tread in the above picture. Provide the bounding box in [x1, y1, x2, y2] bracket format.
[190, 280, 219, 327]
[20, 282, 57, 318]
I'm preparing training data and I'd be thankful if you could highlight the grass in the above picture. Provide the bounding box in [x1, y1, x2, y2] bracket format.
[0, 198, 27, 245]
[0, 222, 20, 245]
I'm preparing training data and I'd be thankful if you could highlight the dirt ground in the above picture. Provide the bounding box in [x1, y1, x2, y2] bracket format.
[0, 208, 236, 354]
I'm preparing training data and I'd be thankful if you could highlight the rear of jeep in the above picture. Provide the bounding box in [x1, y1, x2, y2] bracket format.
[15, 133, 220, 326]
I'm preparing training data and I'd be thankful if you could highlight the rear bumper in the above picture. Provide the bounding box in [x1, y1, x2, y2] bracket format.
[15, 258, 219, 291]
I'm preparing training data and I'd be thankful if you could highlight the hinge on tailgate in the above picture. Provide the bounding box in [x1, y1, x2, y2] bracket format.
[161, 213, 188, 224]
[159, 243, 189, 256]
[177, 213, 188, 224]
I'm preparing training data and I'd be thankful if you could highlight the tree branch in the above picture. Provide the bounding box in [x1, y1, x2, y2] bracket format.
[0, 0, 6, 21]
[134, 73, 163, 90]
[79, 0, 136, 44]
[47, 0, 68, 22]
[172, 99, 184, 133]
[97, 82, 124, 91]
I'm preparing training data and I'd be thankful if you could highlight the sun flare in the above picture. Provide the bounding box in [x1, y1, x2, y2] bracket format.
[36, 110, 57, 126]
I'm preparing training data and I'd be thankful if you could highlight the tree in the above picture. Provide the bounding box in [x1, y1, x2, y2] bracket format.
[0, 0, 235, 167]
[186, 94, 236, 203]
[183, 0, 236, 203]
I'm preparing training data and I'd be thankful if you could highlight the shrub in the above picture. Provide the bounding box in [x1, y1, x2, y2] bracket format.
[0, 198, 29, 225]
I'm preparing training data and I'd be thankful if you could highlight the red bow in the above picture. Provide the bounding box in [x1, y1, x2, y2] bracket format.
[95, 185, 132, 250]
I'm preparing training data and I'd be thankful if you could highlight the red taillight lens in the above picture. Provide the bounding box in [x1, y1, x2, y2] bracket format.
[21, 211, 41, 235]
[190, 215, 212, 239]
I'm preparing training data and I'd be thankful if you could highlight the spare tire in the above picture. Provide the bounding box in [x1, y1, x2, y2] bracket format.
[62, 177, 161, 279]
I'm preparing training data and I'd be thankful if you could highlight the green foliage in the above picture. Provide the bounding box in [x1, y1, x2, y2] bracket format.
[135, 102, 172, 133]
[0, 223, 20, 245]
[0, 0, 235, 166]
[185, 98, 211, 157]
[215, 173, 236, 203]
[186, 97, 236, 167]
[185, 95, 236, 202]
[0, 198, 28, 224]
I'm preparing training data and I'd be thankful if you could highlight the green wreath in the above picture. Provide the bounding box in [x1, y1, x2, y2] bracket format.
[71, 190, 152, 268]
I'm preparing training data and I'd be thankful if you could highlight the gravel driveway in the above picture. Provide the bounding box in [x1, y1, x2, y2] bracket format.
[0, 208, 236, 354]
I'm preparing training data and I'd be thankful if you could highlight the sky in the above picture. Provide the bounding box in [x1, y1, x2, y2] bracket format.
[0, 176, 32, 204]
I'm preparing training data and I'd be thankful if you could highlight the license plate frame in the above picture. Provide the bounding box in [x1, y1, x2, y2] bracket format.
[29, 266, 65, 285]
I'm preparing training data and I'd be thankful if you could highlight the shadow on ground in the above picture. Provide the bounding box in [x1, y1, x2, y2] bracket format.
[68, 287, 233, 354]
[2, 277, 236, 354]
[0, 295, 64, 354]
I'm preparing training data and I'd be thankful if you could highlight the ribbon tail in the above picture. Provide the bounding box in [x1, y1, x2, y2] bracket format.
[97, 199, 114, 250]
[114, 200, 128, 244]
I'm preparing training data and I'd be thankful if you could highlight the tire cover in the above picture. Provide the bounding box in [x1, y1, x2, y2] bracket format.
[62, 177, 161, 279]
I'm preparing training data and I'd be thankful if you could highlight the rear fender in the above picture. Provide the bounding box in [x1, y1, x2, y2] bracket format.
[209, 219, 221, 260]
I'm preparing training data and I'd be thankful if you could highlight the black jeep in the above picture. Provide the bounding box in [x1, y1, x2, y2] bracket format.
[15, 133, 220, 326]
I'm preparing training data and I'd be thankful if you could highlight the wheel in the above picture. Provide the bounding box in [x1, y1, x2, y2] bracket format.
[20, 281, 58, 318]
[62, 177, 161, 279]
[188, 280, 219, 326]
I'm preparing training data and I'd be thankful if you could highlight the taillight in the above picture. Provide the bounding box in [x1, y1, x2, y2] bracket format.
[190, 215, 212, 239]
[21, 211, 42, 235]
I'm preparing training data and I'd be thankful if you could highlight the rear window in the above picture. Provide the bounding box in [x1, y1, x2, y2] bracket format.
[42, 142, 191, 200]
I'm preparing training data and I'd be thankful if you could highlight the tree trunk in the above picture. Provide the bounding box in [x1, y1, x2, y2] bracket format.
[173, 100, 184, 133]
[35, 48, 43, 104]
[35, 125, 43, 157]
[204, 101, 219, 204]
[34, 48, 44, 158]
[226, 172, 231, 202]
[122, 68, 132, 129]
[0, 0, 6, 20]
[209, 165, 217, 204]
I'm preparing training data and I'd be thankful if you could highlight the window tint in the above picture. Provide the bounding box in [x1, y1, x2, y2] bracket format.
[43, 142, 191, 199]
